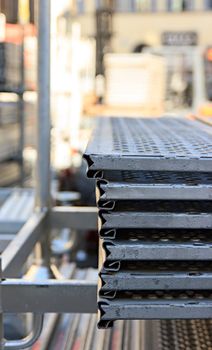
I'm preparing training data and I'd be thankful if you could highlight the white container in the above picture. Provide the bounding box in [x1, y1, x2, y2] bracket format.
[104, 53, 166, 109]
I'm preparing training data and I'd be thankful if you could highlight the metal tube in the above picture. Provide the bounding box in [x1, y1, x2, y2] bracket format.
[2, 212, 46, 278]
[2, 279, 97, 313]
[50, 207, 98, 230]
[36, 0, 51, 209]
[4, 314, 43, 350]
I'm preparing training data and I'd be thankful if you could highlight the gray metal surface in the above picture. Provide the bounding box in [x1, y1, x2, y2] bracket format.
[2, 211, 46, 277]
[84, 117, 212, 174]
[100, 271, 212, 291]
[97, 180, 212, 201]
[99, 211, 212, 230]
[98, 299, 212, 327]
[36, 0, 51, 209]
[100, 240, 212, 261]
[145, 319, 212, 350]
[0, 235, 14, 252]
[50, 206, 97, 230]
[2, 278, 97, 313]
[0, 189, 34, 234]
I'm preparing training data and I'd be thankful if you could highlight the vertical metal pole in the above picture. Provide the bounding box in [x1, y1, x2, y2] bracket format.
[36, 0, 51, 210]
[36, 0, 51, 270]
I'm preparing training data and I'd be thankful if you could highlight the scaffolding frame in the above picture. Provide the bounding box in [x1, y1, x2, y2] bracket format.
[0, 1, 98, 348]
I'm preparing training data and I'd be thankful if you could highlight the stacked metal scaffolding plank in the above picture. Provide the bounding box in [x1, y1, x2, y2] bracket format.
[84, 117, 212, 328]
[34, 264, 212, 350]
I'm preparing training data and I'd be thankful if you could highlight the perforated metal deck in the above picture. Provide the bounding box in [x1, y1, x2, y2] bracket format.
[84, 117, 212, 174]
[85, 117, 212, 329]
[145, 319, 212, 350]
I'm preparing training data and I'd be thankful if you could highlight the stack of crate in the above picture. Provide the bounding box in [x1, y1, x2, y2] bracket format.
[84, 117, 212, 328]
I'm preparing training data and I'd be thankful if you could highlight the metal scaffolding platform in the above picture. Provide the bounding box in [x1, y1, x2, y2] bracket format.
[84, 117, 212, 174]
[84, 115, 212, 329]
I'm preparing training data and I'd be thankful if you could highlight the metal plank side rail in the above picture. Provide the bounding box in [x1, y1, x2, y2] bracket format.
[100, 271, 212, 291]
[98, 299, 212, 326]
[99, 212, 212, 230]
[1, 279, 97, 314]
[2, 211, 47, 277]
[101, 240, 212, 261]
[97, 181, 212, 201]
[50, 206, 97, 230]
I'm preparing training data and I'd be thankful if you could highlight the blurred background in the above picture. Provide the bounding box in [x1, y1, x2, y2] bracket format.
[1, 0, 212, 291]
[1, 1, 212, 347]
[1, 0, 212, 184]
[1, 0, 212, 282]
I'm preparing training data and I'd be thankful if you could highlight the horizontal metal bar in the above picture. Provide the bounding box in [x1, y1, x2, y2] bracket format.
[2, 279, 97, 313]
[100, 272, 212, 290]
[102, 241, 212, 261]
[50, 206, 97, 230]
[100, 212, 212, 229]
[98, 182, 212, 201]
[99, 300, 212, 322]
[2, 211, 46, 277]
